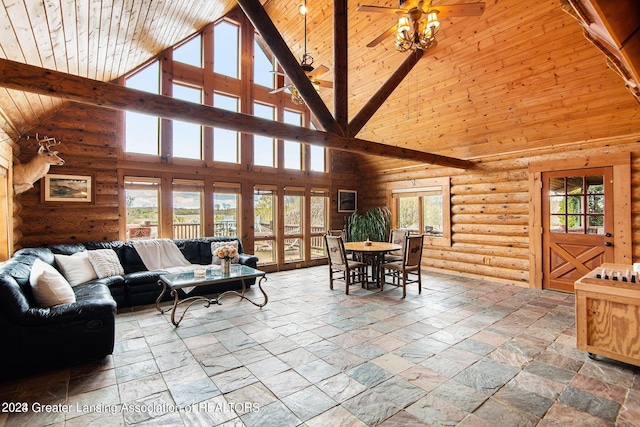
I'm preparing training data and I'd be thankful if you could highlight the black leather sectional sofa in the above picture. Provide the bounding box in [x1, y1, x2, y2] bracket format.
[0, 236, 258, 380]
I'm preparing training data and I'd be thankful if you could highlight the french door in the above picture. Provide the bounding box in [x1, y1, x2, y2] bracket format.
[542, 168, 614, 292]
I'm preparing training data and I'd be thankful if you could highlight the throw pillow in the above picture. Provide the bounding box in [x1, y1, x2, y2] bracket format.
[211, 241, 240, 264]
[29, 259, 76, 307]
[87, 249, 125, 278]
[54, 252, 98, 286]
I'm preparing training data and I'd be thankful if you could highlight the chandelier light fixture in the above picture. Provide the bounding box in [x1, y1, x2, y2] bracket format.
[395, 8, 440, 52]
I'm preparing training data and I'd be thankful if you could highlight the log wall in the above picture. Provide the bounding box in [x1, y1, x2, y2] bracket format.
[358, 134, 640, 287]
[14, 104, 120, 248]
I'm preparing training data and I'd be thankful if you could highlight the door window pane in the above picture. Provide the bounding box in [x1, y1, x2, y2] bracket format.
[213, 184, 239, 237]
[254, 187, 276, 264]
[125, 178, 160, 240]
[548, 174, 605, 235]
[311, 190, 328, 259]
[173, 180, 203, 239]
[284, 194, 303, 262]
[173, 84, 203, 159]
[213, 94, 240, 163]
[214, 21, 239, 78]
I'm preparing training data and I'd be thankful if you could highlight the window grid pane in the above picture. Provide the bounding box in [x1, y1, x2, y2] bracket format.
[548, 174, 605, 235]
[125, 179, 160, 240]
[213, 94, 240, 163]
[214, 21, 239, 78]
[173, 181, 203, 239]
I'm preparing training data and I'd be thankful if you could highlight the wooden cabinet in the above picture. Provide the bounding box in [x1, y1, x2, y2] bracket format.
[574, 263, 640, 367]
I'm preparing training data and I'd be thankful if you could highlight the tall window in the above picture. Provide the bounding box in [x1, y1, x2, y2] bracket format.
[125, 61, 160, 155]
[253, 103, 276, 167]
[391, 177, 451, 247]
[172, 84, 203, 159]
[125, 177, 160, 240]
[310, 188, 329, 259]
[173, 179, 204, 239]
[174, 35, 202, 67]
[309, 145, 326, 172]
[284, 110, 302, 170]
[254, 37, 274, 89]
[308, 122, 326, 172]
[254, 186, 276, 264]
[214, 21, 239, 78]
[213, 183, 240, 237]
[284, 188, 304, 262]
[213, 94, 240, 163]
[397, 196, 419, 231]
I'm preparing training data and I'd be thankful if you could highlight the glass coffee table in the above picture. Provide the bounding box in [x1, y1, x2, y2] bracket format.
[155, 265, 267, 326]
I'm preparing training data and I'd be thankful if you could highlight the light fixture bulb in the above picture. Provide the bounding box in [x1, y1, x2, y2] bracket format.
[298, 4, 307, 15]
[397, 16, 411, 34]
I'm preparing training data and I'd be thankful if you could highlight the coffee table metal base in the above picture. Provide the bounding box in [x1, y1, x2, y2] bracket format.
[156, 275, 268, 327]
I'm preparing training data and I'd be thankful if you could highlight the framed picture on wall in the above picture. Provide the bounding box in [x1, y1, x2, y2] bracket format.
[42, 174, 94, 203]
[338, 189, 357, 213]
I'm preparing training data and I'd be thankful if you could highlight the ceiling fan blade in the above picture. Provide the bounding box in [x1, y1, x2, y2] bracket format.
[269, 86, 289, 94]
[307, 65, 329, 79]
[357, 5, 406, 14]
[433, 2, 485, 19]
[316, 80, 333, 89]
[367, 24, 398, 48]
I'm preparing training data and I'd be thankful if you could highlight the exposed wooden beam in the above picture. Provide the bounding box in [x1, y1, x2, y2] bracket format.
[349, 49, 424, 137]
[236, 0, 344, 137]
[334, 0, 348, 132]
[0, 58, 473, 169]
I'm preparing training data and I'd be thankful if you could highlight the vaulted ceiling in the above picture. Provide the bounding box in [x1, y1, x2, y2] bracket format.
[0, 0, 639, 166]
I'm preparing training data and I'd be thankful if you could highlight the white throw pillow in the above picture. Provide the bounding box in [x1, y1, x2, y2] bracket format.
[29, 259, 76, 307]
[211, 241, 239, 264]
[87, 249, 125, 278]
[54, 252, 98, 286]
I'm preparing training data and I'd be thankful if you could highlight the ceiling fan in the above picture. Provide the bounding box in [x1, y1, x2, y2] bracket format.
[270, 61, 333, 105]
[269, 0, 333, 104]
[357, 0, 485, 51]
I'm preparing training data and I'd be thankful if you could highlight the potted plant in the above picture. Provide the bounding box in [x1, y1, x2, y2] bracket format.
[347, 207, 392, 242]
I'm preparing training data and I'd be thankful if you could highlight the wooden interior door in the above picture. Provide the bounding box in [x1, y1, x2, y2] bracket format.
[542, 168, 614, 292]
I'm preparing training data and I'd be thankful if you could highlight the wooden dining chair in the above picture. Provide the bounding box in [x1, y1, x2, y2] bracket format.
[324, 234, 367, 295]
[381, 234, 424, 297]
[386, 228, 408, 262]
[328, 229, 353, 260]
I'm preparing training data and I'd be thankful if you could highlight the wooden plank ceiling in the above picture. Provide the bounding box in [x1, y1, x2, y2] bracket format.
[0, 0, 639, 165]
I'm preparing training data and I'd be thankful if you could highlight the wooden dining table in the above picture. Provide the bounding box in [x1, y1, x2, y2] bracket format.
[344, 241, 402, 288]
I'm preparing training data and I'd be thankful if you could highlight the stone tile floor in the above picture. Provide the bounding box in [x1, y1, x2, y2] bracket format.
[1, 266, 639, 426]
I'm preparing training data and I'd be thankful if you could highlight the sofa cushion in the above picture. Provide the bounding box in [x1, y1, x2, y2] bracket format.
[48, 243, 87, 256]
[29, 259, 76, 307]
[117, 243, 147, 274]
[87, 249, 125, 278]
[124, 270, 166, 287]
[54, 252, 98, 286]
[174, 239, 203, 264]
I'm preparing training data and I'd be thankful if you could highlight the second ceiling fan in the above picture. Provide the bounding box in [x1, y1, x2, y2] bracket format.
[358, 0, 485, 51]
[270, 0, 332, 104]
